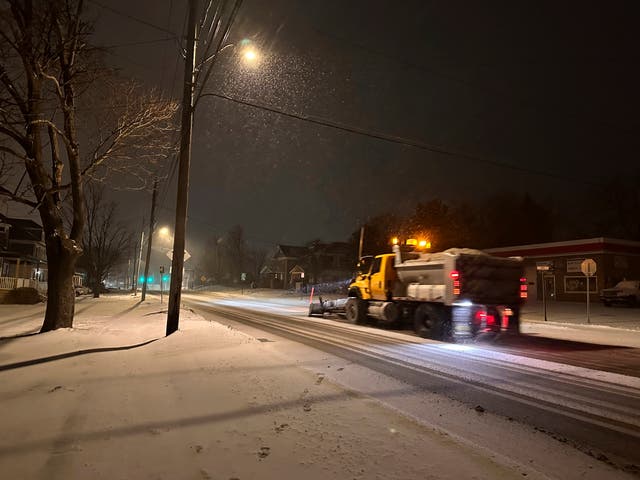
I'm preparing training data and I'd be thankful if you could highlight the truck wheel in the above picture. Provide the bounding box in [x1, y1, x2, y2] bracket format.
[377, 302, 400, 329]
[414, 304, 445, 340]
[346, 297, 367, 325]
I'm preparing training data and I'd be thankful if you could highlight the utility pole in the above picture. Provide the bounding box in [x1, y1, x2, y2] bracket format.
[133, 216, 145, 296]
[167, 0, 198, 336]
[142, 179, 158, 301]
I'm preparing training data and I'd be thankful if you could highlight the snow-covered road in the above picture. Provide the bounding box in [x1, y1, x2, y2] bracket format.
[184, 291, 640, 475]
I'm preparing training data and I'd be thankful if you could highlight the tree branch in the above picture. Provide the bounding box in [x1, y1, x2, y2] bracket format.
[0, 63, 28, 117]
[0, 124, 29, 150]
[28, 118, 72, 149]
[0, 186, 37, 208]
[0, 144, 29, 162]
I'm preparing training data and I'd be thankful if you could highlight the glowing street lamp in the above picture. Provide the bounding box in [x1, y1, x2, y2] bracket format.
[237, 39, 260, 67]
[243, 49, 258, 62]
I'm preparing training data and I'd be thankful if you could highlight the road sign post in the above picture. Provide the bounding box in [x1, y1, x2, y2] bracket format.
[581, 259, 597, 324]
[537, 262, 553, 322]
[160, 266, 165, 304]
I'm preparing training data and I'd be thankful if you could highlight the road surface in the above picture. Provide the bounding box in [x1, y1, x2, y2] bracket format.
[183, 291, 640, 476]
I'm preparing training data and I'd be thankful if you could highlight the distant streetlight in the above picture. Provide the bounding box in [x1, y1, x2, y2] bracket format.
[242, 48, 258, 64]
[158, 226, 171, 238]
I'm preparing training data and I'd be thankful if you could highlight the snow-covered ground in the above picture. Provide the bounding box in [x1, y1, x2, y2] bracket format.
[0, 294, 636, 479]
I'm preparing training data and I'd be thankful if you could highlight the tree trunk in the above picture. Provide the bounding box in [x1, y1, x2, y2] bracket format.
[92, 277, 101, 298]
[40, 235, 80, 332]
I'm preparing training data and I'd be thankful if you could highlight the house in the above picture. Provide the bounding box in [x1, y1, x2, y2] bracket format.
[485, 237, 640, 302]
[260, 242, 356, 289]
[0, 213, 47, 299]
[260, 244, 309, 289]
[307, 242, 355, 284]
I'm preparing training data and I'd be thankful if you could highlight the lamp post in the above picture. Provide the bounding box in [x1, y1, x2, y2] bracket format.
[141, 179, 158, 302]
[166, 7, 262, 335]
[134, 230, 144, 296]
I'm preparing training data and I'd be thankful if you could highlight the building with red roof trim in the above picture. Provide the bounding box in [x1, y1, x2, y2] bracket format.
[485, 238, 640, 302]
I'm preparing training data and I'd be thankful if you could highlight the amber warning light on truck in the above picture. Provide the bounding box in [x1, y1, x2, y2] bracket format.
[390, 237, 431, 249]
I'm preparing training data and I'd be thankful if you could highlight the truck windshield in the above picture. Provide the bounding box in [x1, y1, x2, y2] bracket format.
[371, 257, 382, 274]
[356, 256, 374, 275]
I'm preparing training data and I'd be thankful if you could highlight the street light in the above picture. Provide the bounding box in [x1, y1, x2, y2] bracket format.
[133, 230, 144, 296]
[167, 18, 263, 335]
[241, 48, 259, 65]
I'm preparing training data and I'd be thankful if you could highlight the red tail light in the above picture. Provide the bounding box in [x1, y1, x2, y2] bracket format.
[474, 310, 495, 329]
[451, 270, 461, 295]
[520, 277, 528, 299]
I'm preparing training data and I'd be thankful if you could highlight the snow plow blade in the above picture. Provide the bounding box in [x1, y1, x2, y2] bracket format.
[308, 297, 349, 317]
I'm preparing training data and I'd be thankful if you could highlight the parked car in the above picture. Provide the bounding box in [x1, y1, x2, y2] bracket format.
[74, 285, 90, 296]
[600, 280, 640, 307]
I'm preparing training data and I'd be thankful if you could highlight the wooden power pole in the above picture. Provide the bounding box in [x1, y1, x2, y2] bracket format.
[167, 0, 198, 335]
[141, 179, 158, 301]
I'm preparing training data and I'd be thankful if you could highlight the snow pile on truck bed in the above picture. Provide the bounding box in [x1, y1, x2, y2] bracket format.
[413, 247, 487, 262]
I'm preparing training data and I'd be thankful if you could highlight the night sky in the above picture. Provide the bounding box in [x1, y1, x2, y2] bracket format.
[89, 0, 640, 256]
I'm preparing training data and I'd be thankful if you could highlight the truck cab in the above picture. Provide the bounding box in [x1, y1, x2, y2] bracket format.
[349, 254, 397, 301]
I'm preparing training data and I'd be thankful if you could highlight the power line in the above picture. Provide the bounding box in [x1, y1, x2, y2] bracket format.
[88, 0, 179, 37]
[168, 1, 191, 97]
[312, 26, 635, 138]
[159, 0, 175, 96]
[199, 91, 602, 188]
[91, 37, 176, 50]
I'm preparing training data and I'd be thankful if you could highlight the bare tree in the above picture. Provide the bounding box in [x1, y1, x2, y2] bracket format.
[246, 246, 267, 285]
[221, 225, 246, 283]
[79, 184, 132, 298]
[0, 0, 178, 331]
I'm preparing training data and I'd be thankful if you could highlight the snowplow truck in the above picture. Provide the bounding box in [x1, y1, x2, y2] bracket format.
[342, 244, 527, 341]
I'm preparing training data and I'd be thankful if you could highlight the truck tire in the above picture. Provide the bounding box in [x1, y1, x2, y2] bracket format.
[377, 302, 400, 329]
[414, 304, 447, 340]
[346, 297, 367, 325]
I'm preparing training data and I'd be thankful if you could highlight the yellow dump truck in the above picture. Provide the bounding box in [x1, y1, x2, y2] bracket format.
[310, 241, 527, 341]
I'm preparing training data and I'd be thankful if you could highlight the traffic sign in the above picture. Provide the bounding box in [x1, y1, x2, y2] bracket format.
[581, 258, 596, 276]
[536, 261, 553, 272]
[166, 249, 191, 261]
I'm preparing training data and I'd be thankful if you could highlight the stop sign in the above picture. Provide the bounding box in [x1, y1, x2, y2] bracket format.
[581, 259, 596, 276]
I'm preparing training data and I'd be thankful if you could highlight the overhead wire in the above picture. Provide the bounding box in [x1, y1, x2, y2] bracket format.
[194, 0, 244, 107]
[157, 0, 243, 224]
[199, 91, 603, 189]
[87, 0, 179, 37]
[91, 37, 176, 50]
[159, 0, 176, 96]
[157, 1, 192, 216]
[312, 26, 636, 139]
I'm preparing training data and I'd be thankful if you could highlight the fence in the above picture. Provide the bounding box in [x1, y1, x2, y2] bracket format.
[0, 277, 46, 292]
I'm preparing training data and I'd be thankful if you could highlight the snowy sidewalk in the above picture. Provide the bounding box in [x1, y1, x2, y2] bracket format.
[1, 295, 531, 479]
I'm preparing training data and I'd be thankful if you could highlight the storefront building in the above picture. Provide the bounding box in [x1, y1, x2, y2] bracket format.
[485, 238, 640, 302]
